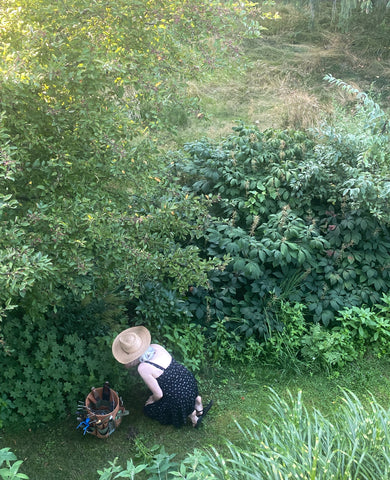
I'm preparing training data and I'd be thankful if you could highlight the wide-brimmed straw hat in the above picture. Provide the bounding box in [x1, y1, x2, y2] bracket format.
[112, 326, 151, 364]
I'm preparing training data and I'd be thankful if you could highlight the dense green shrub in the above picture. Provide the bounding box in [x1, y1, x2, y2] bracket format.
[301, 323, 358, 369]
[1, 0, 270, 318]
[177, 80, 390, 337]
[132, 281, 206, 371]
[0, 0, 230, 333]
[301, 294, 390, 369]
[0, 0, 270, 324]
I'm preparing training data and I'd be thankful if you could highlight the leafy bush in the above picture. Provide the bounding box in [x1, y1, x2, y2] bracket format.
[134, 282, 193, 329]
[177, 80, 390, 338]
[301, 295, 390, 370]
[301, 323, 358, 369]
[1, 0, 268, 332]
[131, 281, 206, 371]
[337, 304, 390, 357]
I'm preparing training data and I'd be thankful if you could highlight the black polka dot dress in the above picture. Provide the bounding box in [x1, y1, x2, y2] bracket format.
[143, 358, 199, 428]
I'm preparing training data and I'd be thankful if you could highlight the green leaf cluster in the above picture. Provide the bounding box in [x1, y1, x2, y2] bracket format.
[0, 448, 28, 479]
[0, 0, 268, 328]
[177, 82, 390, 336]
[0, 295, 131, 425]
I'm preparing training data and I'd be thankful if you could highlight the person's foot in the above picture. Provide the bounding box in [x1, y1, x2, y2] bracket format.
[193, 400, 213, 428]
[189, 410, 198, 427]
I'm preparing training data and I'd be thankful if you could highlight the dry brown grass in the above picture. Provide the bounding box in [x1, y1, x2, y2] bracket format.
[181, 33, 390, 140]
[172, 1, 390, 144]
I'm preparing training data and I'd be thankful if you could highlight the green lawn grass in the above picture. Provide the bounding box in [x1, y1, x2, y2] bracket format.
[2, 357, 390, 479]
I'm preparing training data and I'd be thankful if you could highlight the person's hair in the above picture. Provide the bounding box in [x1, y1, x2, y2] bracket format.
[139, 346, 156, 363]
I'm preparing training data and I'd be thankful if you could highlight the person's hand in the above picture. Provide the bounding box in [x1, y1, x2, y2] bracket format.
[145, 395, 155, 406]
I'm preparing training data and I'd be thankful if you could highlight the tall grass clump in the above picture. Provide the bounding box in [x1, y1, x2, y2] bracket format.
[200, 389, 390, 480]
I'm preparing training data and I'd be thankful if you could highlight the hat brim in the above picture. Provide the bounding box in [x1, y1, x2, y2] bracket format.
[112, 326, 151, 364]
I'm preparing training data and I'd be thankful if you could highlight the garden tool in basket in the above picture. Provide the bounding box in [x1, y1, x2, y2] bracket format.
[76, 382, 128, 439]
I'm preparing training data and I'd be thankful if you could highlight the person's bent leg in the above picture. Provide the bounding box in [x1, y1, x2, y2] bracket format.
[195, 395, 203, 415]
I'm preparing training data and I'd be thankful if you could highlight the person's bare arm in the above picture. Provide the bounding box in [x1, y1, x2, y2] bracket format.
[138, 363, 163, 404]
